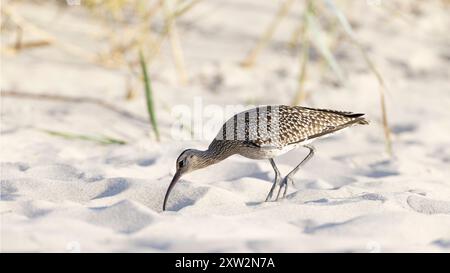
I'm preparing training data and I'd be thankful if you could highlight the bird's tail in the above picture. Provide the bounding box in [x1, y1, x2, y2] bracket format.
[341, 112, 369, 125]
[355, 117, 369, 125]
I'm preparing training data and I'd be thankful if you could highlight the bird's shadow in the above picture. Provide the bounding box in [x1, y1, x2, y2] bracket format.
[246, 170, 271, 182]
[246, 201, 263, 206]
[245, 192, 296, 207]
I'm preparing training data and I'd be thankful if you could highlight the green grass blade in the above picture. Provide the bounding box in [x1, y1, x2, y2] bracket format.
[307, 10, 345, 84]
[322, 0, 356, 40]
[99, 135, 128, 145]
[41, 129, 126, 145]
[139, 50, 160, 141]
[323, 0, 392, 155]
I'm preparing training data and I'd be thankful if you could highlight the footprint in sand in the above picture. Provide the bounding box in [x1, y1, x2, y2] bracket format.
[20, 200, 53, 219]
[407, 195, 450, 215]
[0, 180, 19, 201]
[391, 123, 417, 135]
[303, 193, 386, 206]
[363, 160, 399, 178]
[432, 239, 450, 249]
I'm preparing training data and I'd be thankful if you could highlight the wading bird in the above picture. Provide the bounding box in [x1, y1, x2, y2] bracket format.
[163, 105, 368, 211]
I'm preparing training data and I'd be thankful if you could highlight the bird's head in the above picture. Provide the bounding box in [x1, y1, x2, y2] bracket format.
[175, 149, 206, 174]
[163, 149, 205, 211]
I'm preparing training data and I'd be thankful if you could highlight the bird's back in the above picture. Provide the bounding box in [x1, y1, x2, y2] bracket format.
[214, 105, 368, 149]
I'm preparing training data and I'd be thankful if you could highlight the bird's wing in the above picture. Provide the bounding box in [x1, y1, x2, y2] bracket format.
[280, 106, 368, 145]
[214, 105, 367, 148]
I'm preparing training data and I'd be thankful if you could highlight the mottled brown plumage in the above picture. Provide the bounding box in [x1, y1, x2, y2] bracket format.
[215, 105, 368, 148]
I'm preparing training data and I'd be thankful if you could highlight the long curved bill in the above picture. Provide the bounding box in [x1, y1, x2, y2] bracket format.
[162, 170, 182, 211]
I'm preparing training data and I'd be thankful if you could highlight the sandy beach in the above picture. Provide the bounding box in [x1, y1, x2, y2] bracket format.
[1, 0, 450, 252]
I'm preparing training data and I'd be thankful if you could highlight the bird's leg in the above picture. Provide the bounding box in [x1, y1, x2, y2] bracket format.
[275, 145, 315, 200]
[265, 158, 282, 202]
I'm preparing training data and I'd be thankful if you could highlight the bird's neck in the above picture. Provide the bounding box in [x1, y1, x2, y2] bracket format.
[196, 140, 236, 168]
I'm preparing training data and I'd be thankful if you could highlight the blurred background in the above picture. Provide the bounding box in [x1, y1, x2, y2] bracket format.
[1, 0, 449, 150]
[2, 0, 450, 252]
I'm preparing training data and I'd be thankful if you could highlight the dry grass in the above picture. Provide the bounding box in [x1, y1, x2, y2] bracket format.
[245, 0, 393, 154]
[1, 0, 393, 153]
[241, 0, 295, 68]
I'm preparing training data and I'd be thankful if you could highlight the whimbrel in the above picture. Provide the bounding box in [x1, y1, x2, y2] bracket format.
[163, 105, 368, 211]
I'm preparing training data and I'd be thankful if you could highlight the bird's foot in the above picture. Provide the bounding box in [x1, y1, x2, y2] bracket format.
[275, 176, 294, 201]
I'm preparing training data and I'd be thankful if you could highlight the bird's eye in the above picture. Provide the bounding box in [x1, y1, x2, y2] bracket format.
[178, 160, 185, 168]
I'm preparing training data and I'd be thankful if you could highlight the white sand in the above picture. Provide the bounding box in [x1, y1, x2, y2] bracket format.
[1, 0, 450, 252]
